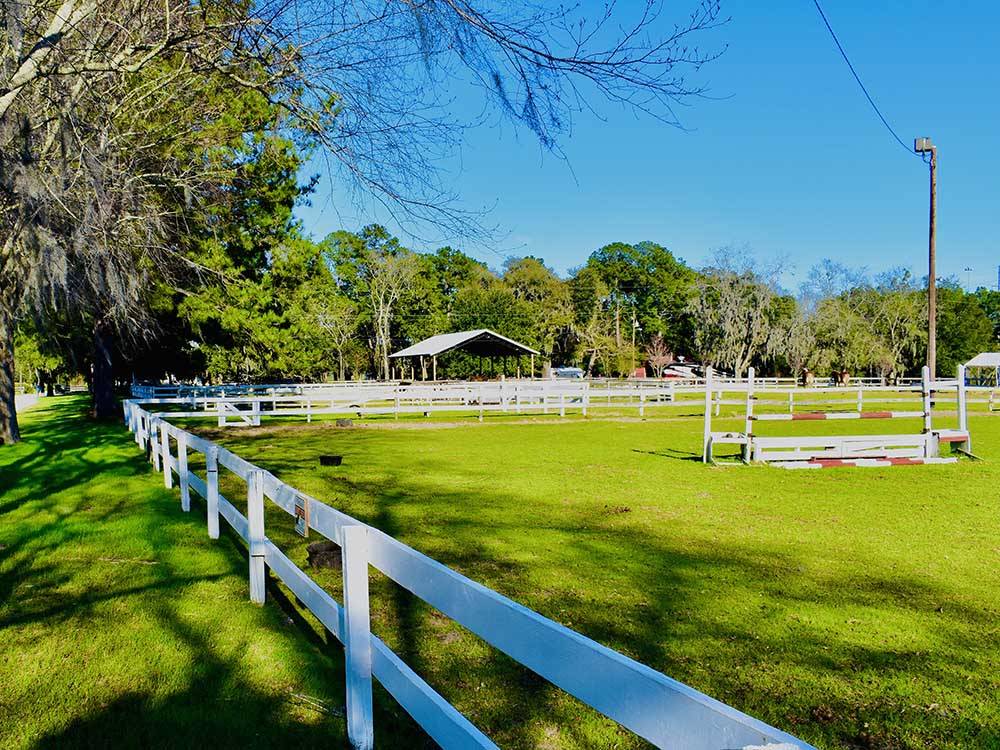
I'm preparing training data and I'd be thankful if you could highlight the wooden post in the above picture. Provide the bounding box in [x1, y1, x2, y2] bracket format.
[478, 383, 484, 422]
[432, 355, 437, 382]
[178, 432, 190, 512]
[306, 398, 312, 423]
[247, 470, 266, 604]
[342, 525, 374, 750]
[582, 382, 588, 417]
[161, 424, 173, 489]
[714, 387, 721, 417]
[559, 391, 565, 418]
[639, 391, 645, 418]
[856, 386, 863, 413]
[788, 390, 794, 414]
[702, 366, 713, 463]
[206, 445, 220, 539]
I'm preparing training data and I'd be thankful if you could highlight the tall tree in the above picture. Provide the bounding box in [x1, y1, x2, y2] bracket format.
[327, 226, 419, 379]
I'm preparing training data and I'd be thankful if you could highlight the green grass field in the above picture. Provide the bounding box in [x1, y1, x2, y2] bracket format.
[3, 396, 999, 749]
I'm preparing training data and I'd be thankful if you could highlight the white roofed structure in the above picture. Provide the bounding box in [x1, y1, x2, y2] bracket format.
[964, 352, 1000, 386]
[964, 352, 1000, 369]
[390, 329, 539, 380]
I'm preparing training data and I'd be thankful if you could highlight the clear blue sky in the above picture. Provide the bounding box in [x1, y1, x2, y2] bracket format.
[296, 0, 999, 291]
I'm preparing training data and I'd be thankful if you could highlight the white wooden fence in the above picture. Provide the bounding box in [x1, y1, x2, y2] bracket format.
[123, 399, 814, 750]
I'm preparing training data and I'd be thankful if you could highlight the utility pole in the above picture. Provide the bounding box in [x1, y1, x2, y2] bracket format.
[915, 137, 937, 379]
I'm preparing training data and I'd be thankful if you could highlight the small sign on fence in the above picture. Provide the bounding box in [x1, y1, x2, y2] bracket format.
[294, 494, 310, 537]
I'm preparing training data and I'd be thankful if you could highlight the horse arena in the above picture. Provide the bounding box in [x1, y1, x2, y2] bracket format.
[110, 371, 999, 749]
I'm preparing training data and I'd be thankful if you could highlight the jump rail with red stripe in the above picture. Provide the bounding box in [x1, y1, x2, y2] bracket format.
[703, 365, 972, 467]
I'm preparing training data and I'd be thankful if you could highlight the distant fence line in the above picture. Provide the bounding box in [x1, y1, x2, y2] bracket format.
[122, 398, 814, 750]
[130, 377, 999, 426]
[132, 375, 925, 402]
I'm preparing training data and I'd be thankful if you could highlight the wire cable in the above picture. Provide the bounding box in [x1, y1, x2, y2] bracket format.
[810, 0, 920, 159]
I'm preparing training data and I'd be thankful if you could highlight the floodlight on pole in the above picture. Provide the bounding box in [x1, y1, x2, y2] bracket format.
[914, 136, 937, 379]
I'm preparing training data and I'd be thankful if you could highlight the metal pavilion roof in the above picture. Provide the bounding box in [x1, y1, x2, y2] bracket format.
[389, 329, 539, 359]
[965, 352, 1000, 368]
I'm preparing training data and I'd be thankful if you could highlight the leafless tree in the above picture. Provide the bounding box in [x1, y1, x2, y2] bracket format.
[688, 266, 776, 377]
[366, 251, 419, 379]
[645, 332, 673, 375]
[312, 295, 358, 381]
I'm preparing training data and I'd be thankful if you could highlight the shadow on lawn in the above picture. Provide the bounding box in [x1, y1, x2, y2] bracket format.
[242, 432, 1000, 750]
[14, 403, 993, 749]
[0, 399, 427, 749]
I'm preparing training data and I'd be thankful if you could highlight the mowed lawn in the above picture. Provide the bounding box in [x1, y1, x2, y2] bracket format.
[3, 396, 999, 749]
[0, 397, 427, 749]
[196, 403, 1000, 750]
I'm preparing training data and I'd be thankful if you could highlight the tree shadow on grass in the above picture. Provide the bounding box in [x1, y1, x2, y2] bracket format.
[88, 410, 1000, 749]
[235, 430, 1000, 750]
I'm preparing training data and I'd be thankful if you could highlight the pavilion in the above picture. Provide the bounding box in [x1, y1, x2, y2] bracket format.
[389, 329, 539, 380]
[964, 352, 1000, 386]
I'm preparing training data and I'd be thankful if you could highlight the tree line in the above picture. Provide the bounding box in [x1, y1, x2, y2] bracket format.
[17, 197, 1000, 391]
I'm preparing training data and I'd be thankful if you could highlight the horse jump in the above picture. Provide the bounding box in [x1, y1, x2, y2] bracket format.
[702, 365, 972, 469]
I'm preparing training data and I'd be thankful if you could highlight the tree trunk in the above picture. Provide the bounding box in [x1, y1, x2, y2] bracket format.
[93, 320, 116, 419]
[0, 308, 20, 444]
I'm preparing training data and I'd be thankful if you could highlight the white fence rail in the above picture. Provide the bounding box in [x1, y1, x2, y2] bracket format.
[123, 399, 814, 750]
[131, 376, 1000, 427]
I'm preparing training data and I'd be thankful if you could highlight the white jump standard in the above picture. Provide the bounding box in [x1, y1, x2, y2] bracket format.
[702, 365, 972, 469]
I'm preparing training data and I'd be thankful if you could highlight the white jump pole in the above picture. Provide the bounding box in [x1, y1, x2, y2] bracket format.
[744, 367, 755, 463]
[702, 366, 713, 463]
[957, 363, 970, 452]
[921, 365, 934, 457]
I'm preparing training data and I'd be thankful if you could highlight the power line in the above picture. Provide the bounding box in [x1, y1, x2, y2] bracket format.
[810, 0, 920, 159]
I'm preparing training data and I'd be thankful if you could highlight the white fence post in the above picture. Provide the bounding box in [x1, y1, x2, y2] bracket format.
[178, 432, 190, 512]
[160, 424, 173, 489]
[702, 367, 713, 463]
[957, 364, 970, 452]
[856, 386, 863, 413]
[638, 391, 645, 417]
[247, 470, 266, 604]
[744, 367, 755, 463]
[921, 365, 934, 457]
[342, 525, 374, 750]
[149, 419, 160, 470]
[206, 445, 220, 539]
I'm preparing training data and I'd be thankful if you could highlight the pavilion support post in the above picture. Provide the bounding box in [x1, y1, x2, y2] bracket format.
[531, 353, 535, 379]
[432, 355, 437, 382]
[420, 355, 426, 381]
